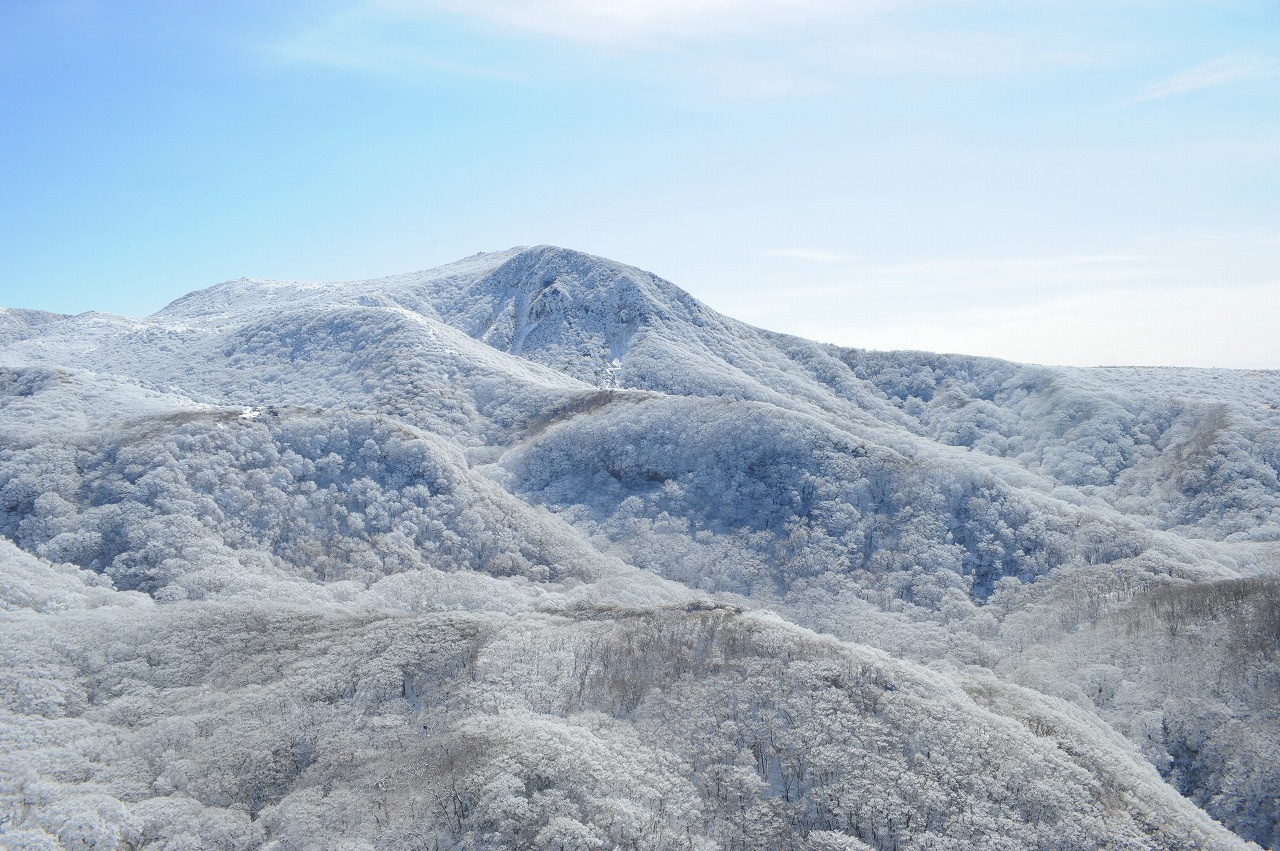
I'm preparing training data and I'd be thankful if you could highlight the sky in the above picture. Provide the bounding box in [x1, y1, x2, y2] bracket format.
[1, 0, 1277, 368]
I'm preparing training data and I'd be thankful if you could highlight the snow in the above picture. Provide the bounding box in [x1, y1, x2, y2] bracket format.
[0, 245, 1274, 849]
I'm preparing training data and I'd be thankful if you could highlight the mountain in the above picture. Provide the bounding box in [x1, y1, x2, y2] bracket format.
[1, 246, 1277, 850]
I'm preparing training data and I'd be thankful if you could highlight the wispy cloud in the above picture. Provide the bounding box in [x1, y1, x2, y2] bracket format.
[268, 0, 1100, 87]
[378, 0, 1095, 76]
[722, 230, 1280, 363]
[827, 31, 1099, 77]
[263, 5, 525, 79]
[385, 0, 875, 46]
[800, 283, 1280, 368]
[1127, 54, 1277, 105]
[767, 248, 859, 263]
[864, 253, 1158, 292]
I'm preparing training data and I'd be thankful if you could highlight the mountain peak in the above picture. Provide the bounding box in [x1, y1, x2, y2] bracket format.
[398, 244, 721, 383]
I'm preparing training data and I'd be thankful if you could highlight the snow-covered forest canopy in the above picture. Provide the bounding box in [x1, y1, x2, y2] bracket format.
[1, 246, 1277, 850]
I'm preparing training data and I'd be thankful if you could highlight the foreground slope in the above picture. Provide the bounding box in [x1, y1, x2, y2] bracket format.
[0, 545, 1250, 851]
[1, 246, 1276, 849]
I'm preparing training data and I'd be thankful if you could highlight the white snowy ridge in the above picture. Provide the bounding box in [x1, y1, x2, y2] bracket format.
[1, 246, 1277, 850]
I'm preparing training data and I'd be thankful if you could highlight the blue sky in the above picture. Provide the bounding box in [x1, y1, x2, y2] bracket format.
[2, 0, 1277, 367]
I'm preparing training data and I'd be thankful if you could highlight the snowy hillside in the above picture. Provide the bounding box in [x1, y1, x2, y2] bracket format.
[2, 246, 1276, 849]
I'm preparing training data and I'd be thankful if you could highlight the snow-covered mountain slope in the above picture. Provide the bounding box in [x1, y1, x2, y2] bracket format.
[0, 581, 1250, 851]
[843, 350, 1280, 540]
[2, 245, 1277, 849]
[0, 308, 67, 346]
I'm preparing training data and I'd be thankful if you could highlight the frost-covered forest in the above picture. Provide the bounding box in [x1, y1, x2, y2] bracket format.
[1, 246, 1277, 849]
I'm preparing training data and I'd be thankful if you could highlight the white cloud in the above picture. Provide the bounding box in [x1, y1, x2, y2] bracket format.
[1128, 54, 1277, 105]
[827, 30, 1098, 77]
[264, 0, 866, 77]
[710, 231, 1280, 369]
[380, 0, 873, 45]
[863, 253, 1156, 294]
[272, 31, 495, 77]
[767, 248, 859, 263]
[796, 283, 1280, 368]
[267, 0, 1100, 84]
